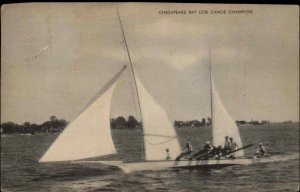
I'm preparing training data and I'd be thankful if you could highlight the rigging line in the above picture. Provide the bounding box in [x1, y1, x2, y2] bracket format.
[122, 42, 139, 120]
[144, 133, 178, 138]
[116, 8, 142, 115]
[209, 48, 213, 144]
[122, 39, 142, 158]
[144, 137, 177, 145]
[116, 7, 145, 160]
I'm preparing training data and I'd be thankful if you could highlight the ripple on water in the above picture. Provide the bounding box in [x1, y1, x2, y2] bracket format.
[1, 125, 299, 192]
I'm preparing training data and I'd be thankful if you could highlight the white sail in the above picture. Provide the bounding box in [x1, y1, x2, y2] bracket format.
[211, 77, 244, 157]
[39, 67, 125, 162]
[135, 75, 182, 161]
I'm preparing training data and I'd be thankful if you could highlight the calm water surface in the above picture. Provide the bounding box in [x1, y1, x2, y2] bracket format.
[1, 123, 299, 192]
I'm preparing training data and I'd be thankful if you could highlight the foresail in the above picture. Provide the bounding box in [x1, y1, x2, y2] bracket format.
[211, 78, 244, 157]
[135, 75, 181, 161]
[39, 66, 126, 162]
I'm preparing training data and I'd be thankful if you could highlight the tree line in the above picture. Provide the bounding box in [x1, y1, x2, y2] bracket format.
[174, 117, 211, 128]
[175, 118, 271, 128]
[1, 116, 68, 135]
[0, 115, 141, 135]
[111, 115, 141, 129]
[1, 115, 272, 135]
[236, 120, 270, 125]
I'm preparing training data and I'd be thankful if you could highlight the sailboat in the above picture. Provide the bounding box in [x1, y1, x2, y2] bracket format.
[39, 10, 280, 173]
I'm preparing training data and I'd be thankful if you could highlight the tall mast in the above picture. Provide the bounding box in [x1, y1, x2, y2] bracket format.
[209, 49, 213, 143]
[116, 8, 145, 160]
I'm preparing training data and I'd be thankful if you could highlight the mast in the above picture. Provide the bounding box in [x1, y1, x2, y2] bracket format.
[209, 49, 213, 143]
[207, 49, 244, 156]
[116, 8, 145, 160]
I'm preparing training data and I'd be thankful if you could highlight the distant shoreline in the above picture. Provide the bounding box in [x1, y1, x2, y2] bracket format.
[1, 122, 298, 136]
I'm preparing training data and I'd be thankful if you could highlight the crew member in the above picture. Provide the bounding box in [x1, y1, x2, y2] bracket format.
[255, 142, 267, 157]
[165, 148, 171, 160]
[223, 136, 231, 154]
[230, 137, 238, 151]
[191, 141, 213, 160]
[210, 145, 223, 159]
[176, 140, 193, 160]
[226, 137, 238, 159]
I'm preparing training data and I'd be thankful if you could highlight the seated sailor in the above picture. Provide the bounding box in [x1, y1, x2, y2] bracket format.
[210, 145, 223, 159]
[203, 141, 213, 153]
[165, 148, 171, 160]
[225, 137, 238, 159]
[255, 142, 267, 157]
[230, 137, 238, 151]
[189, 141, 213, 160]
[175, 140, 193, 160]
[222, 136, 231, 154]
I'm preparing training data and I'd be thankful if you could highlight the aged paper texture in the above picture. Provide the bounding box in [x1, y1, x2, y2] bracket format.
[1, 3, 299, 192]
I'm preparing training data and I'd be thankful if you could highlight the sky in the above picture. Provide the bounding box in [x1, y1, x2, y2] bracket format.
[1, 3, 299, 124]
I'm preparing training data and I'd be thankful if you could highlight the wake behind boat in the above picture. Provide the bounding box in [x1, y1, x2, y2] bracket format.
[38, 8, 290, 173]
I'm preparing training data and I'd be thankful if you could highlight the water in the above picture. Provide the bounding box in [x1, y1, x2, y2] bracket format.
[1, 123, 299, 191]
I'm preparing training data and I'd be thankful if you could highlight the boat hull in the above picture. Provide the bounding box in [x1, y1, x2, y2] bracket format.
[73, 155, 292, 173]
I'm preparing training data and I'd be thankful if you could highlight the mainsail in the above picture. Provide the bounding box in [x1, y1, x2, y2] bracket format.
[115, 9, 181, 161]
[211, 77, 244, 157]
[135, 75, 182, 161]
[39, 66, 126, 162]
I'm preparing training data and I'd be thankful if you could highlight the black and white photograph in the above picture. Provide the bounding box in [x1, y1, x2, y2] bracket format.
[1, 3, 299, 191]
